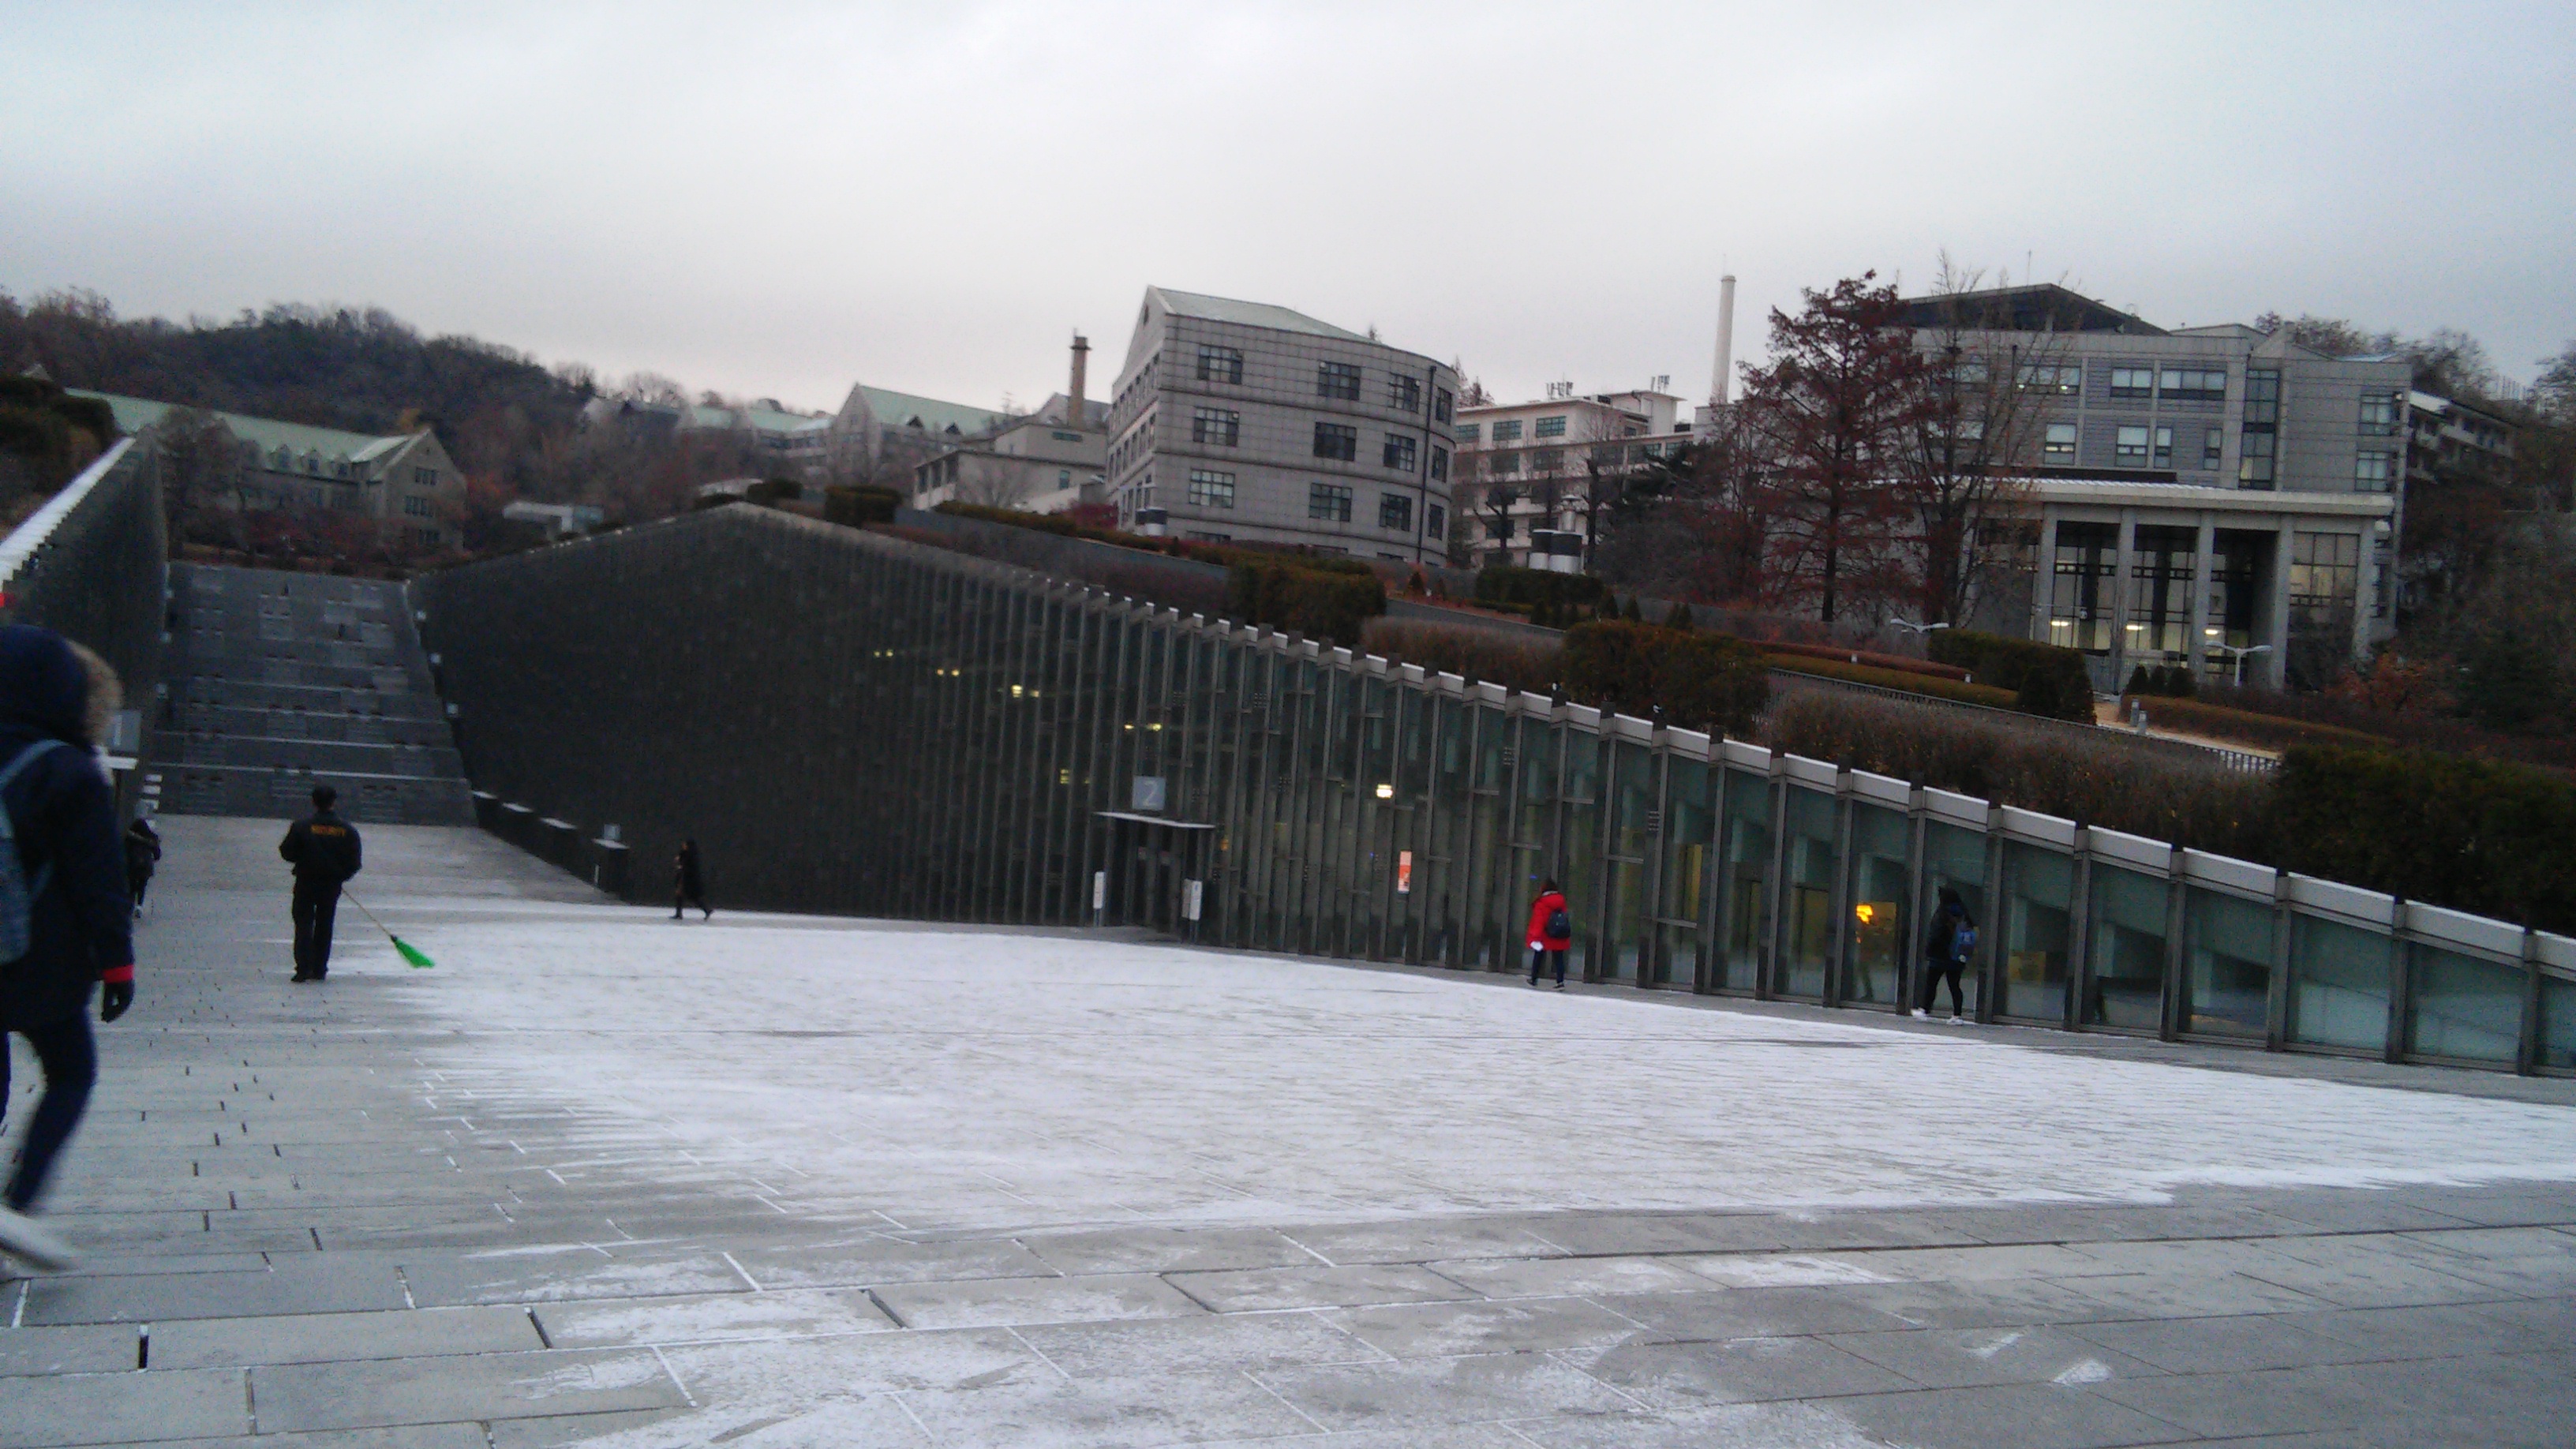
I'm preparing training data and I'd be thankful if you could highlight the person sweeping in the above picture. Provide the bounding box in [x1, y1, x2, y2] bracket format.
[0, 625, 139, 1271]
[279, 785, 361, 982]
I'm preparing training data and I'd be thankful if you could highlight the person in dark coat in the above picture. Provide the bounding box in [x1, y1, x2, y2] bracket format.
[279, 785, 361, 981]
[123, 816, 161, 916]
[673, 837, 710, 920]
[1915, 887, 1976, 1024]
[1526, 878, 1572, 990]
[0, 625, 137, 1270]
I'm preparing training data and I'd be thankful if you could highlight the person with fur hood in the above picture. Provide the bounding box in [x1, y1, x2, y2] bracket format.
[0, 624, 138, 1271]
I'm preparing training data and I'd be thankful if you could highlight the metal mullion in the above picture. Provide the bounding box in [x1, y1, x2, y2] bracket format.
[1823, 769, 1853, 1008]
[1759, 756, 1788, 1002]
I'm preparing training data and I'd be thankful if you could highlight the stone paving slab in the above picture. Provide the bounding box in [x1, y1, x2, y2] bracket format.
[0, 1368, 247, 1448]
[531, 1287, 896, 1349]
[246, 1348, 685, 1435]
[148, 1305, 542, 1368]
[1165, 1262, 1485, 1313]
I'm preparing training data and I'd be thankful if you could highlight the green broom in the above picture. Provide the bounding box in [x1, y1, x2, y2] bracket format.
[340, 889, 436, 968]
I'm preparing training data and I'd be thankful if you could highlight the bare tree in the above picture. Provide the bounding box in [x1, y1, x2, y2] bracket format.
[953, 458, 1033, 509]
[1896, 254, 2057, 625]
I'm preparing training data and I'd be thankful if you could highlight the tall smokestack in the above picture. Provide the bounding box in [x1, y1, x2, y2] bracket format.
[1069, 331, 1090, 429]
[1711, 275, 1737, 409]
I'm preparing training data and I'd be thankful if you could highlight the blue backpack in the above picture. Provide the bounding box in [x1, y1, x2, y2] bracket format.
[0, 740, 66, 962]
[1949, 923, 1979, 965]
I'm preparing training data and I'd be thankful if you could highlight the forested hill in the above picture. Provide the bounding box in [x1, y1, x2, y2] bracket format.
[0, 287, 587, 465]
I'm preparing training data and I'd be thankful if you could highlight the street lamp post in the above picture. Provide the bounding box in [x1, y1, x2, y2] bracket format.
[2212, 643, 2271, 687]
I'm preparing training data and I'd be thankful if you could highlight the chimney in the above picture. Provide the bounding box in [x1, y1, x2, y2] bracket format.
[1068, 331, 1090, 429]
[1711, 275, 1737, 408]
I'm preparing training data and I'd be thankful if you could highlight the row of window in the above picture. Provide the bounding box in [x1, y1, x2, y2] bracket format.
[1458, 415, 1578, 444]
[1185, 406, 1451, 479]
[1177, 471, 1442, 538]
[2106, 367, 2229, 402]
[1193, 344, 1454, 421]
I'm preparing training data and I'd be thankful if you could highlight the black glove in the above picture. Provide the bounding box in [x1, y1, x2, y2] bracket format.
[100, 979, 133, 1023]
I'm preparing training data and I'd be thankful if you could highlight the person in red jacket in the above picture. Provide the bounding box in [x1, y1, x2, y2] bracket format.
[1526, 879, 1571, 989]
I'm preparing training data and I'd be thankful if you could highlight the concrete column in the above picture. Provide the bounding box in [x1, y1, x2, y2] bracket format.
[2109, 510, 2139, 686]
[2188, 514, 2217, 680]
[2267, 519, 2296, 689]
[2349, 525, 2377, 665]
[2028, 507, 2060, 645]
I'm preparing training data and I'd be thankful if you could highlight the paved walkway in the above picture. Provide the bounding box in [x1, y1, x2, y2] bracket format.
[5, 818, 2574, 1447]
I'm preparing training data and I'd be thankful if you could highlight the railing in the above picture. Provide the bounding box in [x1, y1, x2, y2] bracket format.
[1765, 667, 2277, 773]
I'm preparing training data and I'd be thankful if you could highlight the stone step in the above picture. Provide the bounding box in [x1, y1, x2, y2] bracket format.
[156, 733, 464, 778]
[152, 764, 473, 825]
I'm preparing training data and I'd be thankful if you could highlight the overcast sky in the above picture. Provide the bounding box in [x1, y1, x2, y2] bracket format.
[6, 2, 2571, 415]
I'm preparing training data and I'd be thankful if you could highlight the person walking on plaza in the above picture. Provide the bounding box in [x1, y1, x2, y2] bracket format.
[279, 785, 361, 982]
[123, 816, 160, 918]
[0, 625, 138, 1271]
[1526, 879, 1571, 990]
[1915, 887, 1977, 1024]
[673, 837, 710, 920]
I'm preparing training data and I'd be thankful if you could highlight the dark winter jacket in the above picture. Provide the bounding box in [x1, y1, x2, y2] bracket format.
[124, 820, 161, 879]
[1526, 889, 1571, 951]
[279, 811, 362, 883]
[676, 843, 703, 895]
[1924, 904, 1976, 967]
[0, 626, 134, 1030]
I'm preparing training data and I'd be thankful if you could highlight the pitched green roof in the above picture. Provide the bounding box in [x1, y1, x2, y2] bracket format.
[1151, 287, 1371, 343]
[68, 390, 414, 462]
[857, 386, 1005, 437]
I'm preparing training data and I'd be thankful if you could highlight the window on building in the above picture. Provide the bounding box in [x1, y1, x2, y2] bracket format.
[1057, 469, 1073, 490]
[1492, 418, 1523, 442]
[2017, 364, 2080, 394]
[408, 526, 440, 548]
[1314, 421, 1357, 461]
[1196, 346, 1243, 384]
[1433, 388, 1454, 424]
[2159, 368, 2228, 402]
[1309, 482, 1353, 522]
[402, 495, 433, 517]
[2110, 367, 2155, 399]
[1427, 503, 1446, 540]
[2115, 425, 2150, 466]
[1530, 447, 1563, 474]
[1534, 414, 1567, 438]
[302, 453, 320, 474]
[2239, 368, 2279, 486]
[1193, 406, 1240, 447]
[1457, 421, 1481, 443]
[2153, 425, 2174, 468]
[1379, 492, 1413, 532]
[1318, 361, 1362, 401]
[2354, 450, 2394, 492]
[1488, 451, 1520, 475]
[2290, 531, 2360, 625]
[1382, 434, 1417, 471]
[1187, 469, 1237, 508]
[2203, 427, 2224, 468]
[2358, 391, 2398, 432]
[271, 447, 290, 470]
[1388, 375, 1421, 413]
[1428, 446, 1448, 481]
[2044, 422, 2076, 462]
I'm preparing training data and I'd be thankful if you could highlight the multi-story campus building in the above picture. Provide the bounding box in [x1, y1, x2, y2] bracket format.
[1904, 286, 2412, 690]
[1105, 288, 1459, 560]
[913, 335, 1110, 515]
[1454, 384, 1692, 568]
[74, 390, 465, 552]
[825, 383, 1010, 488]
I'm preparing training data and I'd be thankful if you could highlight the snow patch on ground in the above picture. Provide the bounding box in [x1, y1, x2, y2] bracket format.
[383, 912, 2576, 1234]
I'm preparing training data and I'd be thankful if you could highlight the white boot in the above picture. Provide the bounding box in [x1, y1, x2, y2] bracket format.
[0, 1206, 79, 1271]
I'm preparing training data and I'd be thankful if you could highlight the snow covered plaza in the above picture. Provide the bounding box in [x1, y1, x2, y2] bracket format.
[8, 818, 2576, 1448]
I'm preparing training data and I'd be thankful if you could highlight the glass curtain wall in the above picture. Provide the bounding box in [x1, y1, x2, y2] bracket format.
[576, 529, 2569, 1080]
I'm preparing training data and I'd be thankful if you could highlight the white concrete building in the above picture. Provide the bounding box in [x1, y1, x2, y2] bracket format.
[913, 335, 1110, 515]
[1454, 384, 1692, 568]
[1105, 288, 1458, 560]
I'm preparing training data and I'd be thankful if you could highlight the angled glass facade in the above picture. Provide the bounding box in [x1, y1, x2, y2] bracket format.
[417, 507, 2576, 1078]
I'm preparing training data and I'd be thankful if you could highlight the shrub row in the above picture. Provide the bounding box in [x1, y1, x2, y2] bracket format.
[2129, 696, 2383, 754]
[1928, 629, 2095, 721]
[1224, 560, 1386, 646]
[1764, 639, 1971, 682]
[2123, 663, 2199, 698]
[2274, 745, 2576, 935]
[1473, 564, 1608, 611]
[1561, 620, 1770, 739]
[822, 485, 901, 526]
[2199, 682, 2576, 775]
[1357, 618, 1561, 695]
[1764, 655, 2020, 710]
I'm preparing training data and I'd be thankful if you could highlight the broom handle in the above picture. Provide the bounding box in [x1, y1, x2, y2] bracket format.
[336, 886, 399, 941]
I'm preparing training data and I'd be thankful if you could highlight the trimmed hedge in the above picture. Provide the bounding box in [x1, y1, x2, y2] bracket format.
[934, 500, 1091, 537]
[823, 485, 901, 526]
[1764, 639, 1972, 682]
[2129, 697, 2383, 754]
[1562, 620, 1769, 738]
[2275, 745, 2576, 934]
[1928, 629, 2095, 721]
[1225, 560, 1385, 646]
[1358, 618, 1561, 695]
[1475, 565, 1606, 624]
[1764, 655, 2020, 710]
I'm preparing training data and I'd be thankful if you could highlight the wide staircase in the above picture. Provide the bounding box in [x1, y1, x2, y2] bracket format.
[149, 562, 474, 824]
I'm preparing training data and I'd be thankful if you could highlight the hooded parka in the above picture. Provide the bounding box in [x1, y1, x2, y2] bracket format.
[0, 626, 134, 1031]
